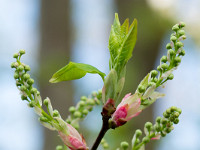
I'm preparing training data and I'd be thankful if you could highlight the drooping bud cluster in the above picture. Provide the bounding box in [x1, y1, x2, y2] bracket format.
[131, 106, 182, 150]
[66, 90, 102, 129]
[11, 50, 41, 106]
[11, 50, 88, 150]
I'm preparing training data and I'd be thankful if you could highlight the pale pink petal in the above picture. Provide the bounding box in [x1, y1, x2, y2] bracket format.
[151, 134, 161, 140]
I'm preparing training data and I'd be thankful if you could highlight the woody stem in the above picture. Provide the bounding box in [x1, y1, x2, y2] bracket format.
[91, 116, 110, 150]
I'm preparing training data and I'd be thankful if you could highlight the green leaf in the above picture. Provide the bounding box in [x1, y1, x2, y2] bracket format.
[49, 62, 106, 83]
[108, 13, 137, 75]
[102, 69, 117, 103]
[116, 19, 137, 71]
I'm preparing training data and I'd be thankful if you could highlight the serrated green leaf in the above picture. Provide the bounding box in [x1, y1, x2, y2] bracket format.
[49, 62, 106, 83]
[116, 19, 137, 71]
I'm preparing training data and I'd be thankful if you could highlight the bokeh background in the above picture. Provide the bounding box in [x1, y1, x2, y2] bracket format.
[1, 0, 200, 150]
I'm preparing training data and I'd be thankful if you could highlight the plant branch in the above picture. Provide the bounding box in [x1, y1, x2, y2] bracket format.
[91, 116, 110, 150]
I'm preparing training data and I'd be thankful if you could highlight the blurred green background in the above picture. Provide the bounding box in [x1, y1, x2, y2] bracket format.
[1, 0, 200, 150]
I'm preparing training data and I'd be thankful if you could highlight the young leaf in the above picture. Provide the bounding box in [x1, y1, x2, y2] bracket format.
[116, 19, 137, 71]
[49, 62, 106, 83]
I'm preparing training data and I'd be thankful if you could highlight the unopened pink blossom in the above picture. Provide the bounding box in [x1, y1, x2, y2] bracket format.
[111, 93, 142, 127]
[58, 123, 88, 150]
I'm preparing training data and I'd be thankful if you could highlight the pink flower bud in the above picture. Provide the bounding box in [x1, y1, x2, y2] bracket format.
[111, 93, 142, 127]
[58, 123, 88, 150]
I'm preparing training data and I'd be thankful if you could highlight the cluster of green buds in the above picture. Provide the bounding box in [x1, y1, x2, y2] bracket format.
[11, 50, 39, 104]
[66, 90, 102, 129]
[136, 22, 186, 109]
[131, 106, 182, 150]
[12, 50, 89, 150]
[11, 50, 64, 131]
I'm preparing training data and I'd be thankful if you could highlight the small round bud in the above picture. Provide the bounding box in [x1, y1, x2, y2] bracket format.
[92, 91, 97, 96]
[151, 78, 158, 83]
[24, 65, 31, 71]
[23, 73, 30, 80]
[30, 88, 37, 94]
[81, 96, 87, 101]
[14, 72, 19, 79]
[172, 24, 179, 31]
[135, 129, 142, 137]
[19, 49, 25, 55]
[168, 49, 175, 56]
[179, 49, 185, 56]
[66, 119, 71, 124]
[95, 99, 101, 105]
[154, 124, 161, 132]
[120, 141, 129, 149]
[27, 79, 34, 85]
[157, 66, 162, 72]
[167, 74, 174, 80]
[39, 116, 48, 122]
[180, 35, 187, 40]
[79, 101, 85, 107]
[161, 63, 169, 70]
[138, 85, 145, 93]
[13, 53, 19, 58]
[28, 101, 35, 107]
[166, 108, 171, 114]
[151, 70, 158, 77]
[174, 112, 180, 118]
[170, 106, 177, 112]
[17, 65, 24, 72]
[163, 112, 170, 118]
[148, 82, 156, 87]
[87, 99, 95, 105]
[179, 22, 186, 28]
[56, 145, 63, 150]
[174, 57, 181, 63]
[43, 98, 49, 106]
[82, 109, 88, 115]
[142, 137, 150, 143]
[11, 62, 16, 68]
[166, 43, 172, 49]
[161, 118, 168, 125]
[88, 107, 93, 112]
[69, 106, 76, 113]
[136, 139, 140, 144]
[156, 117, 162, 123]
[176, 42, 183, 48]
[170, 36, 177, 42]
[174, 118, 179, 124]
[21, 95, 27, 100]
[178, 30, 185, 36]
[161, 132, 166, 137]
[53, 110, 59, 117]
[177, 108, 182, 114]
[20, 85, 27, 91]
[165, 127, 172, 133]
[103, 143, 109, 149]
[161, 56, 167, 63]
[36, 91, 40, 96]
[74, 111, 81, 118]
[145, 122, 153, 130]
